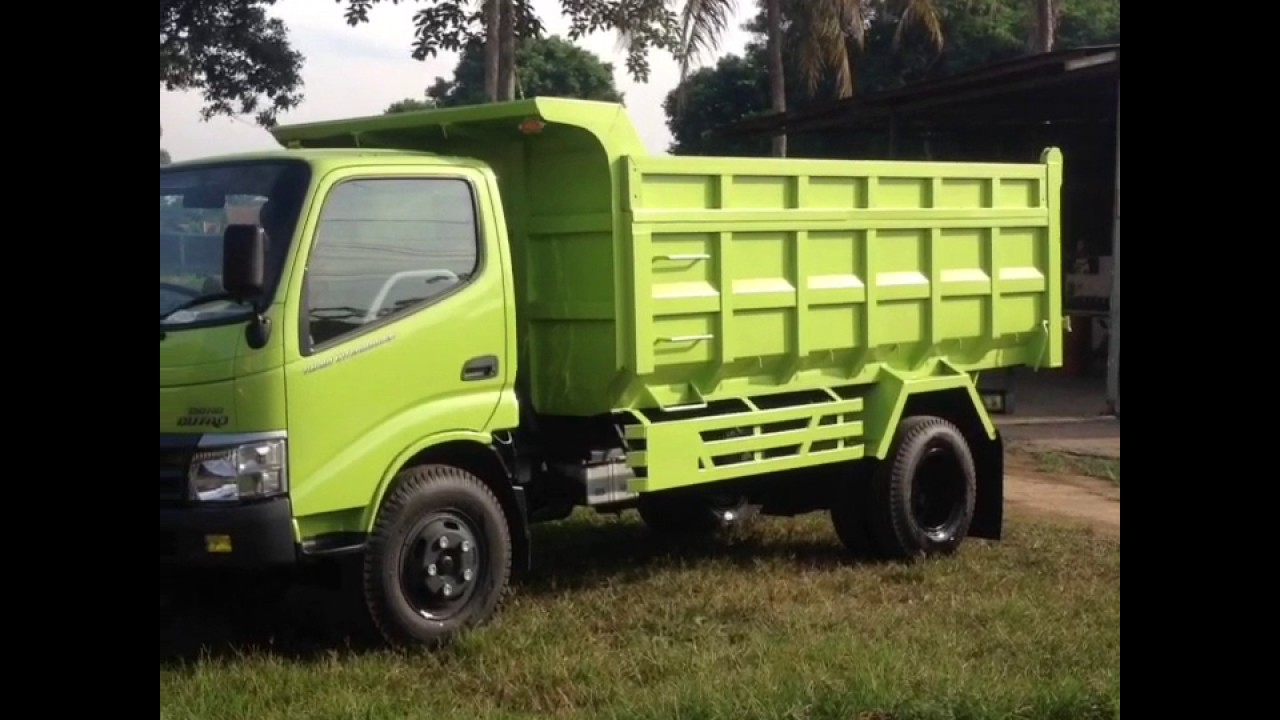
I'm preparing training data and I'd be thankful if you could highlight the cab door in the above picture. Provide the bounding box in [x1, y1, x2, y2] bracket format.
[282, 166, 512, 518]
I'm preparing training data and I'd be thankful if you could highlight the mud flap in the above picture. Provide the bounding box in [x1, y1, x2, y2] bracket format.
[969, 430, 1004, 540]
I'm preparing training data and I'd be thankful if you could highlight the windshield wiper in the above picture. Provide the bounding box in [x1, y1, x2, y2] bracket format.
[159, 292, 240, 322]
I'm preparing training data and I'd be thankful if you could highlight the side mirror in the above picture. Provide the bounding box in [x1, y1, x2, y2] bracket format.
[222, 224, 267, 303]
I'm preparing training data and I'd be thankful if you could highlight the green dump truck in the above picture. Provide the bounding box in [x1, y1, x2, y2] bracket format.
[160, 98, 1063, 647]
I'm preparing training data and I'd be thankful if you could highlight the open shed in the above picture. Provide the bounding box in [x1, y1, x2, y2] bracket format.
[717, 45, 1121, 416]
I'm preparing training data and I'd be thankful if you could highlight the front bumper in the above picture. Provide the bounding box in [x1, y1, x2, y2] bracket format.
[159, 497, 298, 567]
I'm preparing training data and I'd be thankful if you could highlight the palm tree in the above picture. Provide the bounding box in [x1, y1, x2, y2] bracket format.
[480, 0, 516, 102]
[765, 0, 785, 156]
[499, 0, 516, 99]
[790, 0, 943, 98]
[1032, 0, 1056, 52]
[674, 0, 944, 157]
[485, 0, 500, 100]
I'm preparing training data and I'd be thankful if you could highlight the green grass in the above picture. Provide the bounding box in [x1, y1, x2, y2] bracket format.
[160, 511, 1120, 720]
[1014, 448, 1121, 485]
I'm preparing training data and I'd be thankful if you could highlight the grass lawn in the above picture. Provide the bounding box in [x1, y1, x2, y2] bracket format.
[1012, 448, 1121, 486]
[160, 509, 1121, 720]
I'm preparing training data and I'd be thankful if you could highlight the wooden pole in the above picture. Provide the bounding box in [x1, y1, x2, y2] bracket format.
[1106, 79, 1120, 417]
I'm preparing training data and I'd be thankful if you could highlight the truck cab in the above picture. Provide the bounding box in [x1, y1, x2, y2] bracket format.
[160, 150, 518, 569]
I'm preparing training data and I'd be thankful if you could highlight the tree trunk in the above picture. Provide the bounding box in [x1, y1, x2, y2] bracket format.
[498, 0, 516, 101]
[1034, 0, 1055, 53]
[766, 0, 786, 157]
[484, 0, 500, 102]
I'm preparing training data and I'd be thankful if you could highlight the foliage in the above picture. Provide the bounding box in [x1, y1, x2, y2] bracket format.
[339, 1, 681, 84]
[339, 0, 544, 61]
[675, 0, 739, 86]
[666, 0, 1121, 155]
[423, 35, 623, 107]
[160, 125, 172, 166]
[560, 0, 682, 83]
[384, 97, 438, 114]
[858, 0, 1120, 91]
[663, 54, 772, 156]
[1057, 0, 1121, 48]
[160, 0, 306, 127]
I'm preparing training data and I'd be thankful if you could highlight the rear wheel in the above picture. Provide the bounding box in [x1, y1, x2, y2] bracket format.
[361, 464, 512, 649]
[832, 415, 976, 561]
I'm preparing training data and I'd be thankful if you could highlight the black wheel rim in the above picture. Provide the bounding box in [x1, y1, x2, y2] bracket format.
[398, 509, 483, 621]
[911, 443, 966, 540]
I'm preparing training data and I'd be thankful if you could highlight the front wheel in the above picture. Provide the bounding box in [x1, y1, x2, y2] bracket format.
[361, 464, 512, 649]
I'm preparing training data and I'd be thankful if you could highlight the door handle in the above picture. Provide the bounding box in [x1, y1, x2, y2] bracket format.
[461, 355, 499, 381]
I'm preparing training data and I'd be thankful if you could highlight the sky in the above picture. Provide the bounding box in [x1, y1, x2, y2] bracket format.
[160, 0, 755, 163]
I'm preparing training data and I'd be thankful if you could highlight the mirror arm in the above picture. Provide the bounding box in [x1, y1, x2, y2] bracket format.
[245, 308, 272, 350]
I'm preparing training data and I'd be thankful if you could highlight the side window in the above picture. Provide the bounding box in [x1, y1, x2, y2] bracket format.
[305, 177, 480, 348]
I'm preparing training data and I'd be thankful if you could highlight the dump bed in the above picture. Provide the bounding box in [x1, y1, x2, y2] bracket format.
[273, 98, 1062, 418]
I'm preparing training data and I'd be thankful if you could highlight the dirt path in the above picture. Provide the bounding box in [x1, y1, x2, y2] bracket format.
[1003, 454, 1120, 535]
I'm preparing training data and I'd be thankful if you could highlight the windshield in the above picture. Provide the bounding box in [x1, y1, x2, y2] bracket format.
[160, 160, 310, 327]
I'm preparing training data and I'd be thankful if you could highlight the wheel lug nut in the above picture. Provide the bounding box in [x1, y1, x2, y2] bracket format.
[461, 541, 471, 552]
[427, 564, 437, 576]
[439, 537, 449, 549]
[443, 584, 453, 596]
[463, 569, 473, 581]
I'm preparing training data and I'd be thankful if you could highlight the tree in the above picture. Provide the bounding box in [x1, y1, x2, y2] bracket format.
[1032, 0, 1057, 51]
[485, 0, 501, 100]
[665, 0, 1119, 156]
[384, 97, 438, 114]
[160, 125, 172, 166]
[663, 54, 770, 156]
[1056, 0, 1120, 48]
[424, 35, 623, 107]
[160, 0, 306, 127]
[340, 0, 543, 102]
[340, 1, 679, 102]
[765, 0, 785, 156]
[672, 1, 943, 158]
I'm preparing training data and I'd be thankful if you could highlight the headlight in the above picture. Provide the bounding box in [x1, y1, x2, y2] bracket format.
[188, 439, 288, 503]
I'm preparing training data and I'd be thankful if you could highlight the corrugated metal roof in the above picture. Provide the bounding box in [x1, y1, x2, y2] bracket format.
[717, 45, 1120, 138]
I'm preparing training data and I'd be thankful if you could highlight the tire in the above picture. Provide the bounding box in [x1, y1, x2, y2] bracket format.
[637, 490, 758, 535]
[362, 464, 512, 649]
[859, 415, 977, 561]
[830, 465, 881, 559]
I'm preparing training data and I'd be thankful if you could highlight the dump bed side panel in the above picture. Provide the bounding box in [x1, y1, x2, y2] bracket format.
[613, 150, 1063, 413]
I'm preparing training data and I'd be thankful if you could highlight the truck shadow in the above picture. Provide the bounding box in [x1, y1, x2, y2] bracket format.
[160, 514, 856, 667]
[520, 514, 851, 596]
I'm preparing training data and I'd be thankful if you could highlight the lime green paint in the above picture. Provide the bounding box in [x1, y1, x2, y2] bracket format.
[357, 430, 498, 534]
[284, 429, 499, 541]
[860, 360, 997, 460]
[161, 99, 1062, 541]
[161, 151, 519, 537]
[277, 162, 518, 522]
[623, 358, 996, 493]
[159, 310, 288, 434]
[270, 100, 1064, 420]
[623, 391, 866, 493]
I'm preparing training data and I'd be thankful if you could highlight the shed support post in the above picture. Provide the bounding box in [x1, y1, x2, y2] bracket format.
[1106, 79, 1120, 417]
